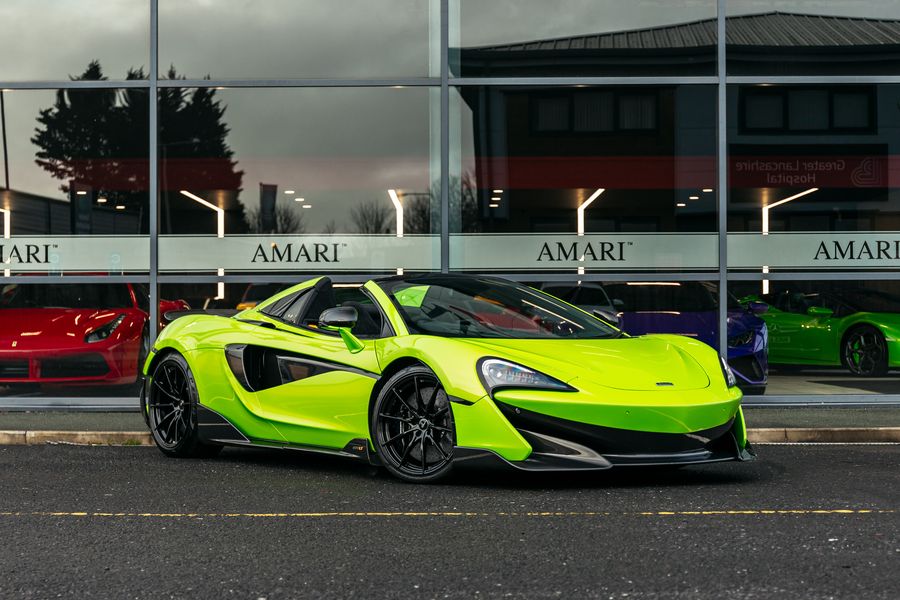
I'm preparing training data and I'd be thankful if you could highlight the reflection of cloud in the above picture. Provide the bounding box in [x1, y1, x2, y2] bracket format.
[159, 0, 435, 79]
[0, 0, 148, 81]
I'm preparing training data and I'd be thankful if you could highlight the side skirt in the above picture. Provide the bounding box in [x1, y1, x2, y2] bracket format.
[196, 404, 374, 463]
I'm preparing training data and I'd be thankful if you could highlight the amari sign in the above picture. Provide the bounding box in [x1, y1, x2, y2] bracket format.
[159, 235, 438, 271]
[728, 233, 900, 269]
[0, 237, 147, 272]
[450, 234, 718, 271]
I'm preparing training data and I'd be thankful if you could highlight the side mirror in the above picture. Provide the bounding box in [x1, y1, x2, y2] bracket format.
[319, 306, 358, 329]
[593, 309, 620, 327]
[747, 301, 769, 315]
[318, 306, 365, 353]
[612, 298, 625, 308]
[807, 306, 833, 318]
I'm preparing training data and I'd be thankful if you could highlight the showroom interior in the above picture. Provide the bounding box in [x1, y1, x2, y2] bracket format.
[2, 0, 900, 405]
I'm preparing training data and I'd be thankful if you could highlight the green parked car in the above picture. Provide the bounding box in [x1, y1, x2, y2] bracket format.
[743, 290, 900, 377]
[142, 274, 752, 483]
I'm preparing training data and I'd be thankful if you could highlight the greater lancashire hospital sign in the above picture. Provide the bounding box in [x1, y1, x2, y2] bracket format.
[3, 233, 900, 272]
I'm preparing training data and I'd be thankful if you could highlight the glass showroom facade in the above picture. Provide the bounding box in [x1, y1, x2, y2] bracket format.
[2, 0, 900, 404]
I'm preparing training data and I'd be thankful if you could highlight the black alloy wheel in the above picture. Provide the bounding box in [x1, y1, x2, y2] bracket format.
[843, 325, 889, 377]
[373, 365, 455, 483]
[147, 353, 221, 458]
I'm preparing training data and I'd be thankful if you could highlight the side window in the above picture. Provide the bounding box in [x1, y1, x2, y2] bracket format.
[336, 287, 388, 339]
[261, 290, 307, 320]
[281, 293, 314, 325]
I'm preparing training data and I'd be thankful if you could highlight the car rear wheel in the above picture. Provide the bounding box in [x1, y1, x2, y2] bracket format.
[372, 365, 455, 483]
[147, 353, 222, 458]
[842, 325, 889, 377]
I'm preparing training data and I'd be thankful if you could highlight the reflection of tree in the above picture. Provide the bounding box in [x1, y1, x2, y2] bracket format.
[321, 220, 337, 234]
[351, 199, 392, 234]
[31, 61, 245, 234]
[403, 193, 433, 235]
[32, 62, 145, 209]
[441, 173, 481, 233]
[158, 67, 245, 234]
[245, 203, 306, 234]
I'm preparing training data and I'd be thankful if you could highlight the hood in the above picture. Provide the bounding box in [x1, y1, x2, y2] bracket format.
[0, 308, 136, 351]
[462, 336, 710, 391]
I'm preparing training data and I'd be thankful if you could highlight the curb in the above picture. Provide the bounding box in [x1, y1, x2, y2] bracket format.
[0, 430, 153, 446]
[1, 428, 900, 446]
[748, 427, 900, 443]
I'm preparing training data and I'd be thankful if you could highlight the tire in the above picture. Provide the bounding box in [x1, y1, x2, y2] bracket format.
[372, 365, 455, 483]
[842, 325, 889, 377]
[147, 352, 222, 458]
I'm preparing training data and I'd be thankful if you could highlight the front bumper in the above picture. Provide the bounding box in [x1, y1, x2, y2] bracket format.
[0, 343, 139, 386]
[450, 383, 752, 472]
[453, 400, 754, 472]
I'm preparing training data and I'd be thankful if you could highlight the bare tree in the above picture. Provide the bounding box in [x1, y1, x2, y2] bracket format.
[351, 199, 392, 234]
[245, 203, 306, 234]
[404, 193, 434, 234]
[321, 219, 337, 234]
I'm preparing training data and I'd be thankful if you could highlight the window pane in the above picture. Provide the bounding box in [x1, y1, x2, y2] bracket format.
[727, 1, 900, 75]
[0, 88, 149, 274]
[788, 90, 828, 131]
[0, 282, 150, 400]
[451, 0, 716, 77]
[451, 85, 717, 273]
[0, 1, 148, 81]
[159, 0, 439, 79]
[728, 84, 900, 273]
[729, 279, 900, 394]
[158, 87, 439, 274]
[833, 94, 870, 130]
[744, 94, 784, 130]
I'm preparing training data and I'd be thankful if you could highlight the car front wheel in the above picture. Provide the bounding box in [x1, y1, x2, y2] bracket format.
[147, 352, 222, 458]
[372, 365, 455, 483]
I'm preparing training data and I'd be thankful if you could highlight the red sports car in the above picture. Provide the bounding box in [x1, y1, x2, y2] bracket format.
[0, 283, 188, 388]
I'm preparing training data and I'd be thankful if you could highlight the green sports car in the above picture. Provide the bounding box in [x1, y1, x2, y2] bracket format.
[743, 289, 900, 377]
[141, 274, 753, 483]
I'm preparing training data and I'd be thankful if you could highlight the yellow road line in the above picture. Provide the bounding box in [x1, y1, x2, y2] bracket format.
[0, 509, 894, 519]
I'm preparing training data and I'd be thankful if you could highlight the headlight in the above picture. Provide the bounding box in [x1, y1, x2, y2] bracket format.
[727, 330, 754, 347]
[720, 355, 737, 388]
[478, 358, 574, 395]
[85, 314, 126, 343]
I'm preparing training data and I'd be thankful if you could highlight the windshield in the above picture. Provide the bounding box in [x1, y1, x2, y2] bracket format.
[0, 284, 133, 309]
[380, 276, 619, 339]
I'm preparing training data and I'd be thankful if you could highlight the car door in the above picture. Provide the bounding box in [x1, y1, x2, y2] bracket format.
[765, 292, 833, 364]
[249, 278, 386, 450]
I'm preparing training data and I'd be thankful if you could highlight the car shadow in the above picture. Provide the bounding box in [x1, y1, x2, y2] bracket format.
[210, 446, 766, 490]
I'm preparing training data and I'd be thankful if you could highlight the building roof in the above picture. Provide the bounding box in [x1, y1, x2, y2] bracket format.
[471, 11, 900, 52]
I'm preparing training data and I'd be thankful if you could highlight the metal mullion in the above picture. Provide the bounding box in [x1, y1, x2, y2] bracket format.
[440, 0, 449, 273]
[743, 395, 900, 408]
[482, 272, 720, 283]
[717, 0, 728, 357]
[451, 76, 718, 86]
[729, 271, 900, 281]
[0, 80, 149, 90]
[728, 75, 900, 85]
[157, 273, 401, 284]
[149, 0, 159, 342]
[0, 275, 149, 284]
[155, 78, 441, 88]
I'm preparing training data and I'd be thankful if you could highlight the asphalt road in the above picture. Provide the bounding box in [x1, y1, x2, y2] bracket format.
[0, 444, 897, 599]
